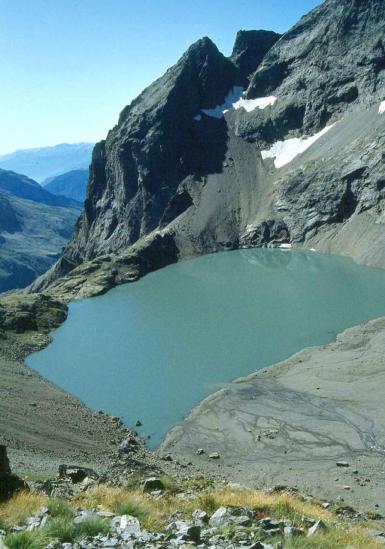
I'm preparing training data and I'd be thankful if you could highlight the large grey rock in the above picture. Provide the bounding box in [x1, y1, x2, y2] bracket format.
[209, 506, 253, 527]
[247, 0, 385, 135]
[58, 464, 99, 483]
[142, 477, 164, 492]
[119, 515, 141, 538]
[231, 30, 281, 86]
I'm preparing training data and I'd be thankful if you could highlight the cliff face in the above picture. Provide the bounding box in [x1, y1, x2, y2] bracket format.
[32, 0, 385, 295]
[49, 32, 279, 274]
[67, 38, 237, 262]
[246, 0, 385, 135]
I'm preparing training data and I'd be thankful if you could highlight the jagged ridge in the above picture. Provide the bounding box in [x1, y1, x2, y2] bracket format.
[32, 0, 385, 296]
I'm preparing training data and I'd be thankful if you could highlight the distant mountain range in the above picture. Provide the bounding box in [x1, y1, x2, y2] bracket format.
[0, 143, 94, 183]
[0, 169, 81, 209]
[0, 168, 81, 292]
[43, 169, 88, 203]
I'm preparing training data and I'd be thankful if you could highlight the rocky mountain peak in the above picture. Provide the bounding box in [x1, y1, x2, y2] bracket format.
[231, 29, 281, 86]
[31, 0, 385, 295]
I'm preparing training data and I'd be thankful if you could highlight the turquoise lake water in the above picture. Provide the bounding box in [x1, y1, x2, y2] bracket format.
[27, 249, 385, 446]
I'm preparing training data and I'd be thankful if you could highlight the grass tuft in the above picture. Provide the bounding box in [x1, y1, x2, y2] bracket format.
[4, 530, 44, 549]
[44, 516, 76, 543]
[46, 498, 74, 520]
[109, 498, 150, 522]
[75, 517, 110, 539]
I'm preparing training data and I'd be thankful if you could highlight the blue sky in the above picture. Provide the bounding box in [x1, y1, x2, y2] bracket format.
[0, 0, 321, 154]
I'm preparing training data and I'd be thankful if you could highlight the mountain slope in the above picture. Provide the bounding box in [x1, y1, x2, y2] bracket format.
[0, 170, 81, 292]
[37, 33, 279, 274]
[0, 169, 82, 209]
[0, 143, 93, 183]
[31, 0, 385, 297]
[43, 169, 88, 203]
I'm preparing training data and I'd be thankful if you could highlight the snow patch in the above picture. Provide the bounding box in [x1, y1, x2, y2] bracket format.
[279, 243, 292, 249]
[201, 86, 244, 119]
[195, 88, 277, 121]
[261, 124, 335, 169]
[232, 95, 277, 112]
[379, 101, 385, 114]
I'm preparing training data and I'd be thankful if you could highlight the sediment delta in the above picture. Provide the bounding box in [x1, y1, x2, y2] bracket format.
[162, 317, 385, 512]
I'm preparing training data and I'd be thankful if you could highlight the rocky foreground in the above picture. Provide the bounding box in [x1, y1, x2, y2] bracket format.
[1, 446, 385, 549]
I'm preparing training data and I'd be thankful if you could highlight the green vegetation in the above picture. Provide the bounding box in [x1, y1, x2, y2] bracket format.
[0, 486, 382, 549]
[45, 498, 74, 520]
[4, 530, 43, 549]
[4, 515, 110, 549]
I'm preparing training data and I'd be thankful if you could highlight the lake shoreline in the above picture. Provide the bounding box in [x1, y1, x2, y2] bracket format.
[0, 353, 130, 476]
[161, 316, 385, 512]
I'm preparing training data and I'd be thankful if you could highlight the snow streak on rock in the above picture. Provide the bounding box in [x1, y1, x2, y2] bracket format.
[261, 125, 335, 169]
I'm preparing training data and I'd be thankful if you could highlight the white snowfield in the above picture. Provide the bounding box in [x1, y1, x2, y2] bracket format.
[196, 87, 277, 120]
[261, 124, 335, 169]
[232, 95, 277, 112]
[379, 100, 385, 114]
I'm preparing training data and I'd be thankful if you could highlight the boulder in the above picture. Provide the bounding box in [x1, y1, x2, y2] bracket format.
[74, 510, 100, 524]
[259, 517, 285, 531]
[171, 521, 201, 543]
[142, 477, 164, 492]
[209, 506, 253, 527]
[119, 515, 141, 539]
[58, 464, 99, 483]
[118, 435, 139, 453]
[192, 509, 209, 525]
[307, 520, 327, 537]
[336, 461, 350, 468]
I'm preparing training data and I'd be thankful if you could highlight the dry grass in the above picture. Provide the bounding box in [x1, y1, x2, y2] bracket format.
[75, 485, 175, 531]
[0, 485, 382, 548]
[0, 492, 44, 528]
[74, 483, 381, 545]
[286, 526, 381, 548]
[194, 487, 332, 523]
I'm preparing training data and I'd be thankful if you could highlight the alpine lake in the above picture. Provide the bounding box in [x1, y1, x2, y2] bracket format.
[27, 249, 385, 447]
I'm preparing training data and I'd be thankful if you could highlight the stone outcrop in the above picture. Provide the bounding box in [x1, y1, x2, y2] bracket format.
[0, 293, 68, 359]
[0, 294, 67, 334]
[0, 446, 27, 501]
